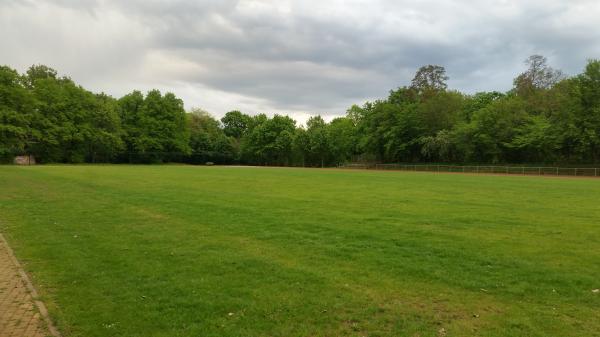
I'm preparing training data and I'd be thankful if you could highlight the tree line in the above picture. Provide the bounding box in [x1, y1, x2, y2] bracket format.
[1, 56, 600, 166]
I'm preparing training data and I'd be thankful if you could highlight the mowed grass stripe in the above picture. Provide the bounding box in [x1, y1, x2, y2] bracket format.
[0, 166, 599, 336]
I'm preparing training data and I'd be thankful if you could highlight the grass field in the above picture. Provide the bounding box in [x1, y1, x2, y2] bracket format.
[0, 165, 599, 337]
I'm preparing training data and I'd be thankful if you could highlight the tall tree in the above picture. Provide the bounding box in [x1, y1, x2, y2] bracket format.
[188, 108, 233, 164]
[118, 90, 190, 162]
[576, 59, 600, 162]
[410, 65, 449, 94]
[221, 110, 251, 139]
[0, 66, 36, 161]
[86, 93, 124, 163]
[292, 127, 310, 166]
[306, 116, 330, 167]
[514, 55, 564, 96]
[327, 117, 356, 166]
[242, 114, 295, 165]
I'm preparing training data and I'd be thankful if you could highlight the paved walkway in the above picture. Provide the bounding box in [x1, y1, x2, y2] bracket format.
[0, 234, 60, 337]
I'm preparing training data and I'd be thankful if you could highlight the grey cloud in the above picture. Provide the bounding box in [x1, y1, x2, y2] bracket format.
[1, 0, 599, 120]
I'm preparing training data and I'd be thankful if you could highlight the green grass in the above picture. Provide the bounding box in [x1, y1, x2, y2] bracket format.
[1, 165, 599, 337]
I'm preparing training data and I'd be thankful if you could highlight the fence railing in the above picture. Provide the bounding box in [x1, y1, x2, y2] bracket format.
[339, 163, 600, 177]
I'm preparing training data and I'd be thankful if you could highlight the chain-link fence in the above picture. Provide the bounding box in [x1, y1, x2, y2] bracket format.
[339, 163, 600, 177]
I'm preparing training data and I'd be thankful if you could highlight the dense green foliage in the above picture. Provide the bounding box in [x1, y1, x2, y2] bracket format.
[2, 56, 600, 165]
[1, 166, 599, 336]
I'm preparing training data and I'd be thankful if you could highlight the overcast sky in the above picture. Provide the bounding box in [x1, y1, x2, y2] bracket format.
[1, 0, 599, 123]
